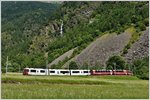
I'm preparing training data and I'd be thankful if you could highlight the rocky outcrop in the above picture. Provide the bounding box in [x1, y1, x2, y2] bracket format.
[124, 28, 149, 63]
[74, 31, 132, 67]
[48, 48, 76, 67]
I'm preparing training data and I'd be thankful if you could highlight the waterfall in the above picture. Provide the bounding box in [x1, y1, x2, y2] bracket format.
[60, 20, 63, 37]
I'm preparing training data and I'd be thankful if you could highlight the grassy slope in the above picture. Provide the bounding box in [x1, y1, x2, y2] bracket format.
[1, 73, 149, 99]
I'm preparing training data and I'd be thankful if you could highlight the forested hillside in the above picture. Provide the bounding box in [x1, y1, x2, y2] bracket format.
[2, 1, 60, 70]
[2, 1, 149, 72]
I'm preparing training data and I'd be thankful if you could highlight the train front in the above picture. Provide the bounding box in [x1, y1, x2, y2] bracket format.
[23, 68, 29, 75]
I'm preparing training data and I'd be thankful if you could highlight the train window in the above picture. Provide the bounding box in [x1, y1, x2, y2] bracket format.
[50, 71, 55, 73]
[95, 70, 110, 72]
[30, 70, 36, 72]
[83, 71, 89, 73]
[72, 71, 80, 73]
[95, 70, 103, 72]
[40, 70, 45, 73]
[60, 71, 69, 74]
[95, 70, 102, 72]
[116, 71, 123, 72]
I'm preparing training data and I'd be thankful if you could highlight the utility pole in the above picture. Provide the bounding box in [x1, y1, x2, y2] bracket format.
[6, 56, 8, 74]
[87, 61, 90, 76]
[45, 52, 49, 75]
[133, 64, 135, 75]
[113, 63, 116, 75]
[19, 66, 21, 73]
[128, 64, 131, 71]
[113, 63, 116, 70]
[46, 59, 49, 75]
[68, 62, 71, 76]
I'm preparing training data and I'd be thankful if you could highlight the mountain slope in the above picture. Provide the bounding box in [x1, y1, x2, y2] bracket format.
[1, 1, 149, 71]
[62, 29, 131, 68]
[2, 1, 60, 69]
[124, 28, 149, 63]
[62, 28, 148, 69]
[75, 31, 131, 67]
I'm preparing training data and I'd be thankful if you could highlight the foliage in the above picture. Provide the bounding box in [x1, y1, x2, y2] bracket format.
[69, 61, 78, 69]
[132, 57, 149, 80]
[135, 21, 146, 31]
[2, 1, 149, 71]
[143, 18, 149, 26]
[106, 55, 126, 70]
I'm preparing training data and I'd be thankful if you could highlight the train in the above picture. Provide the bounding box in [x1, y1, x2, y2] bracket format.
[23, 68, 133, 76]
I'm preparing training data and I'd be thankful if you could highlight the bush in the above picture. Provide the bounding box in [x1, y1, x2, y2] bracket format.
[106, 55, 126, 70]
[106, 65, 113, 70]
[123, 48, 128, 55]
[126, 43, 131, 49]
[122, 43, 131, 55]
[143, 18, 149, 26]
[69, 61, 78, 69]
[132, 57, 149, 80]
[136, 22, 146, 31]
[139, 24, 146, 31]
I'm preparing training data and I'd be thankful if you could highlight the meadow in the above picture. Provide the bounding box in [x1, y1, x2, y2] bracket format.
[1, 73, 149, 99]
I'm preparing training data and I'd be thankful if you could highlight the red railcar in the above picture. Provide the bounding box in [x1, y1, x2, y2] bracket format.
[126, 70, 133, 75]
[113, 70, 133, 75]
[113, 70, 127, 75]
[90, 70, 132, 75]
[90, 70, 112, 75]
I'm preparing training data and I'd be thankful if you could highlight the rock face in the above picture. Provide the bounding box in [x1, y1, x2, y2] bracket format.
[75, 31, 131, 67]
[124, 28, 149, 63]
[48, 48, 76, 67]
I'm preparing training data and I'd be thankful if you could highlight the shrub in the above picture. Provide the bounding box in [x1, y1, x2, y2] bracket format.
[106, 55, 126, 70]
[122, 43, 131, 54]
[136, 22, 146, 31]
[139, 23, 146, 31]
[69, 61, 78, 69]
[143, 18, 149, 26]
[122, 48, 128, 55]
[126, 43, 131, 49]
[132, 57, 149, 80]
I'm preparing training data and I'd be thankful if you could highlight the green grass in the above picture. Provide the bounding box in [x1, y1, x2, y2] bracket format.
[1, 73, 149, 99]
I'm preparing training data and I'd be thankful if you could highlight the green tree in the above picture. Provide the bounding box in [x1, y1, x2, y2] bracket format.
[106, 65, 113, 70]
[132, 57, 149, 80]
[106, 55, 125, 70]
[69, 61, 78, 69]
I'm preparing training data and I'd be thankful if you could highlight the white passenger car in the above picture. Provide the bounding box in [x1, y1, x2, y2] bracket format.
[23, 68, 46, 75]
[23, 68, 90, 76]
[47, 69, 70, 75]
[70, 70, 90, 75]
